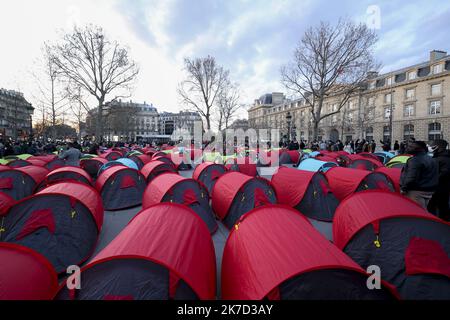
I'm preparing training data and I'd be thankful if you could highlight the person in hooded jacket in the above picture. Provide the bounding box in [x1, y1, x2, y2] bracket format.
[427, 140, 450, 221]
[400, 141, 439, 209]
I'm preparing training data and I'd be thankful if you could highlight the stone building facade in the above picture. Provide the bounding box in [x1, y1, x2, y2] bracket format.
[248, 50, 450, 144]
[0, 88, 33, 140]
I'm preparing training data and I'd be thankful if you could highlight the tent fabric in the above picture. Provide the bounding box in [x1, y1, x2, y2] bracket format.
[192, 162, 227, 194]
[95, 166, 146, 210]
[375, 167, 401, 192]
[347, 154, 382, 171]
[129, 154, 151, 170]
[325, 167, 394, 201]
[141, 161, 177, 183]
[99, 151, 122, 161]
[0, 192, 15, 216]
[1, 182, 103, 273]
[152, 155, 176, 167]
[0, 166, 49, 200]
[114, 158, 139, 170]
[7, 159, 32, 168]
[80, 157, 108, 178]
[212, 172, 277, 228]
[221, 205, 397, 300]
[279, 151, 300, 164]
[37, 182, 104, 230]
[28, 155, 57, 163]
[225, 157, 258, 177]
[142, 173, 217, 233]
[45, 158, 66, 171]
[43, 166, 93, 187]
[333, 191, 450, 299]
[332, 191, 444, 250]
[297, 158, 337, 172]
[386, 155, 412, 168]
[0, 242, 58, 300]
[58, 203, 216, 300]
[271, 167, 339, 221]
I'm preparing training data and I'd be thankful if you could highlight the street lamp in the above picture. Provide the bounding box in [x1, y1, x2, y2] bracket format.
[286, 112, 292, 141]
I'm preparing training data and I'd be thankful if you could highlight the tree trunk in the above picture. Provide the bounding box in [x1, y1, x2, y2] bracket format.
[96, 98, 104, 143]
[312, 120, 319, 141]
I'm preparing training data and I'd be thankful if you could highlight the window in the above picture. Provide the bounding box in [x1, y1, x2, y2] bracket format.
[404, 124, 414, 141]
[385, 93, 392, 104]
[386, 77, 393, 86]
[404, 104, 414, 117]
[428, 122, 442, 141]
[384, 107, 391, 119]
[431, 83, 442, 96]
[383, 126, 391, 142]
[433, 64, 443, 74]
[366, 127, 374, 139]
[405, 88, 415, 99]
[429, 100, 441, 115]
[369, 81, 376, 89]
[408, 71, 416, 80]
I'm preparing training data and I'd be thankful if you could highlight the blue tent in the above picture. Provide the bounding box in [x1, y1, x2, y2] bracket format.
[308, 151, 321, 158]
[374, 151, 394, 164]
[297, 158, 337, 173]
[98, 158, 139, 176]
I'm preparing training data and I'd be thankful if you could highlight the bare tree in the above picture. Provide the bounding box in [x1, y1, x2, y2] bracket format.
[281, 19, 378, 140]
[68, 87, 89, 141]
[178, 56, 229, 130]
[48, 25, 139, 142]
[32, 44, 69, 140]
[217, 82, 241, 131]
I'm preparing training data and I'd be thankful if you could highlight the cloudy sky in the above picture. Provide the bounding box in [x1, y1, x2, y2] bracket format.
[1, 0, 450, 121]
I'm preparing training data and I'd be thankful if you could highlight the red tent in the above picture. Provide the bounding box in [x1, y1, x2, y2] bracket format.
[325, 167, 395, 201]
[141, 160, 177, 183]
[41, 166, 92, 188]
[347, 154, 382, 171]
[0, 192, 15, 216]
[152, 155, 176, 167]
[225, 157, 258, 177]
[0, 243, 58, 300]
[45, 158, 66, 171]
[0, 166, 49, 200]
[192, 162, 227, 195]
[99, 151, 122, 161]
[222, 205, 397, 300]
[56, 203, 216, 300]
[28, 155, 57, 163]
[128, 154, 151, 170]
[143, 173, 217, 233]
[271, 167, 339, 221]
[333, 191, 450, 300]
[1, 182, 103, 274]
[7, 159, 34, 168]
[152, 151, 168, 159]
[211, 172, 277, 229]
[80, 157, 108, 179]
[375, 167, 401, 192]
[279, 150, 300, 165]
[95, 165, 146, 210]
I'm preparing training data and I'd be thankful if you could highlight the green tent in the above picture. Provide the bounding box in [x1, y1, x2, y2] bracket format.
[17, 154, 33, 160]
[386, 155, 411, 168]
[302, 149, 313, 154]
[81, 154, 97, 160]
[0, 159, 9, 165]
[203, 152, 223, 163]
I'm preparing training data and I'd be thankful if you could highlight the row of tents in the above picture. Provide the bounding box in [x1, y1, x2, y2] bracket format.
[0, 147, 448, 300]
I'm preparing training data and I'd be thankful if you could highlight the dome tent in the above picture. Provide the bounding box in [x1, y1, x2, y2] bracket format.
[386, 155, 411, 168]
[152, 155, 176, 168]
[192, 162, 227, 195]
[40, 166, 92, 189]
[225, 157, 258, 177]
[55, 203, 216, 300]
[347, 154, 382, 171]
[221, 205, 398, 300]
[143, 173, 217, 234]
[44, 158, 66, 171]
[141, 160, 177, 183]
[297, 158, 337, 173]
[271, 167, 339, 221]
[333, 191, 450, 300]
[128, 154, 151, 170]
[0, 166, 49, 200]
[80, 157, 108, 179]
[95, 166, 146, 210]
[278, 150, 300, 165]
[0, 182, 103, 274]
[212, 172, 277, 229]
[374, 151, 394, 164]
[0, 243, 58, 300]
[0, 192, 15, 215]
[99, 151, 122, 161]
[375, 167, 401, 192]
[325, 167, 395, 201]
[98, 158, 139, 176]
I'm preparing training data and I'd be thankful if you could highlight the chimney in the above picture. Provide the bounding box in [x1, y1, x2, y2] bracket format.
[430, 50, 447, 62]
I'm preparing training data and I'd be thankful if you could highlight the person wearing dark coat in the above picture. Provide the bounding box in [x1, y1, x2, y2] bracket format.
[400, 141, 439, 209]
[394, 140, 400, 152]
[427, 140, 450, 221]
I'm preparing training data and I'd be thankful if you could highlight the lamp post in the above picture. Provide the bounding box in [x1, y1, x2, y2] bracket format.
[286, 112, 292, 141]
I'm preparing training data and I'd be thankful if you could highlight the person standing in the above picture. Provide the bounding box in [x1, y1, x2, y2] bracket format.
[400, 141, 439, 209]
[427, 140, 450, 221]
[58, 142, 82, 167]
